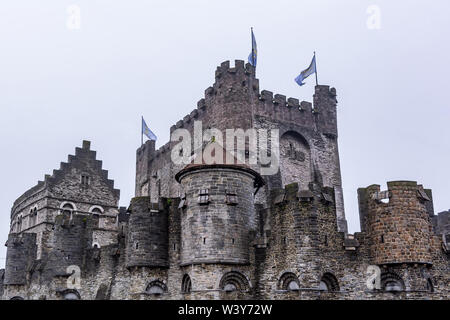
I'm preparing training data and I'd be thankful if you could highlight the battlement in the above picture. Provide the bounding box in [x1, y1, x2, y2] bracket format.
[270, 182, 335, 206]
[358, 181, 434, 265]
[159, 61, 338, 154]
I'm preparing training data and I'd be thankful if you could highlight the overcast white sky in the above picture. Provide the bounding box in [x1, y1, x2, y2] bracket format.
[0, 0, 449, 267]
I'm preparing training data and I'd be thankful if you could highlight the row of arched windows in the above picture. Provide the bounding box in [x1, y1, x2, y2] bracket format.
[144, 271, 434, 295]
[278, 272, 340, 292]
[12, 203, 106, 233]
[278, 271, 435, 293]
[145, 272, 251, 295]
[60, 202, 104, 215]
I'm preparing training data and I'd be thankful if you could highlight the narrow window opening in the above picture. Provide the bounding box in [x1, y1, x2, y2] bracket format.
[198, 189, 210, 205]
[81, 175, 90, 186]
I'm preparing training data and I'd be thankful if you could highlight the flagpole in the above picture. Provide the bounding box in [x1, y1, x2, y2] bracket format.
[314, 51, 318, 86]
[141, 116, 143, 146]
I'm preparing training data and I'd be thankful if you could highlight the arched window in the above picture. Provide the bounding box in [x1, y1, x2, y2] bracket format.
[278, 272, 300, 291]
[319, 273, 340, 292]
[279, 131, 311, 189]
[62, 290, 81, 300]
[219, 271, 249, 293]
[89, 206, 104, 215]
[181, 274, 192, 294]
[146, 280, 166, 295]
[61, 203, 75, 215]
[381, 272, 404, 292]
[10, 296, 24, 300]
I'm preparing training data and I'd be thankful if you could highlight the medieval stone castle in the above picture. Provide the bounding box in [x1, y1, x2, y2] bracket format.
[0, 60, 448, 300]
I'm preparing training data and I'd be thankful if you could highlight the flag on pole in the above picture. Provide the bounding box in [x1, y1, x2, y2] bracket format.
[295, 54, 317, 86]
[248, 28, 257, 67]
[142, 117, 157, 142]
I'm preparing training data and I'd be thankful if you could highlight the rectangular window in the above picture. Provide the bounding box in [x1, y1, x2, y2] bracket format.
[226, 190, 238, 205]
[198, 189, 209, 205]
[81, 175, 90, 185]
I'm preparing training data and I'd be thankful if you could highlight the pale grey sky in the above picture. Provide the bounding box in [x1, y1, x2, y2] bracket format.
[1, 0, 449, 267]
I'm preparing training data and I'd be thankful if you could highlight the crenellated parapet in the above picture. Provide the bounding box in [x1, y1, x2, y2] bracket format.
[358, 181, 435, 265]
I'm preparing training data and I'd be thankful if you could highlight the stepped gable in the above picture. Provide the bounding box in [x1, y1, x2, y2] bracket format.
[11, 140, 120, 216]
[175, 141, 265, 188]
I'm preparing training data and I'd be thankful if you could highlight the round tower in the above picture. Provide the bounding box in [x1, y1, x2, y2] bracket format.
[125, 196, 169, 268]
[362, 181, 433, 265]
[4, 233, 37, 285]
[175, 143, 265, 266]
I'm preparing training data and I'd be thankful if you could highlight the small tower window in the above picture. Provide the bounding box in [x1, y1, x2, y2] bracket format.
[198, 189, 209, 205]
[226, 190, 238, 206]
[135, 242, 139, 250]
[380, 235, 384, 243]
[203, 237, 206, 244]
[81, 175, 90, 186]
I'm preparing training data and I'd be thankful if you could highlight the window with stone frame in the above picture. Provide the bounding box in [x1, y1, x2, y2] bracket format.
[181, 274, 192, 294]
[81, 175, 90, 186]
[61, 203, 75, 215]
[30, 207, 38, 226]
[146, 280, 167, 295]
[319, 273, 340, 292]
[279, 272, 300, 291]
[198, 189, 209, 205]
[225, 189, 238, 206]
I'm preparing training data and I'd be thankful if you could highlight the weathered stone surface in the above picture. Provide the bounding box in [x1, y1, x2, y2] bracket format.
[1, 61, 448, 300]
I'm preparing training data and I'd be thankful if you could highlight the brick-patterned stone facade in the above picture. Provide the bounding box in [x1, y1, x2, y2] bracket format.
[0, 60, 449, 300]
[359, 181, 434, 265]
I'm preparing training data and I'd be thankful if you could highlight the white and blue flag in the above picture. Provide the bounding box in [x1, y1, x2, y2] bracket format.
[248, 28, 257, 67]
[295, 55, 317, 86]
[142, 117, 157, 141]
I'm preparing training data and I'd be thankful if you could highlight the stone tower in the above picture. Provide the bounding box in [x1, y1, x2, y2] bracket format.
[175, 142, 265, 266]
[358, 181, 434, 265]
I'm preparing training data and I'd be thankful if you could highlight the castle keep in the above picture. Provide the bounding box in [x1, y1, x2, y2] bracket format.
[1, 60, 449, 300]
